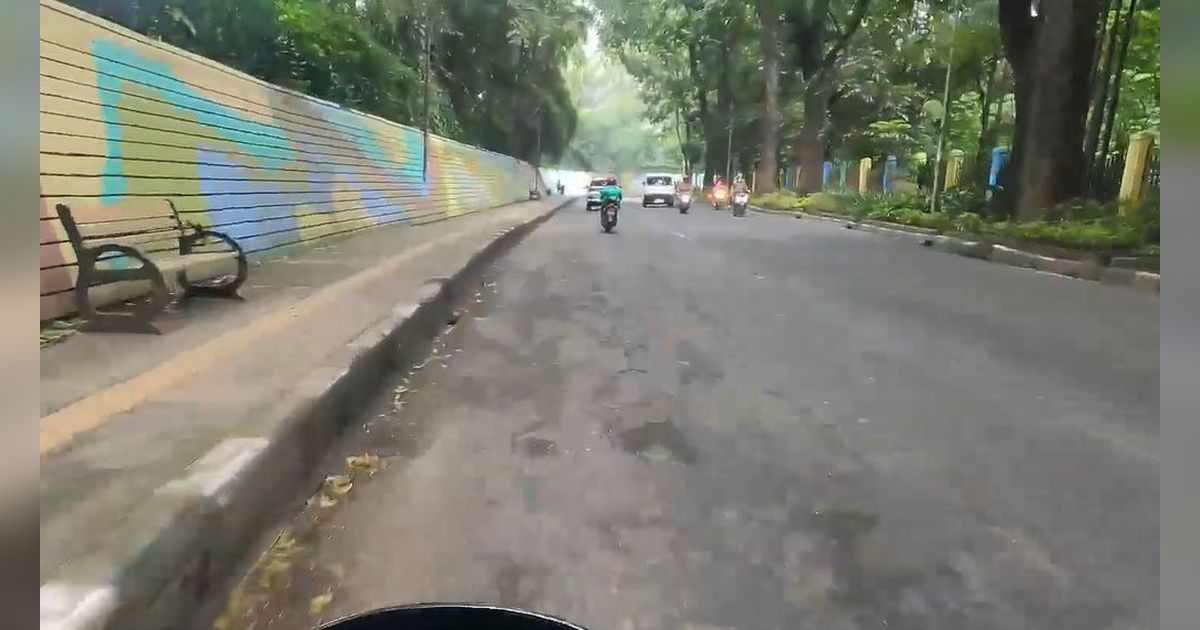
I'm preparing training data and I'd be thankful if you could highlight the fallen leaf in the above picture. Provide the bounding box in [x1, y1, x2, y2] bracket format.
[257, 558, 290, 589]
[346, 454, 379, 473]
[309, 592, 334, 615]
[324, 475, 353, 496]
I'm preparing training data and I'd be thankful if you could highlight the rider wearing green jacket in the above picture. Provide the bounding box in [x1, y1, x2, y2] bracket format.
[598, 176, 622, 206]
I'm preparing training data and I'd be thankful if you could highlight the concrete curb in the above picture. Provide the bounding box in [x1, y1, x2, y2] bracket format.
[920, 237, 1158, 292]
[40, 199, 573, 630]
[749, 205, 1159, 294]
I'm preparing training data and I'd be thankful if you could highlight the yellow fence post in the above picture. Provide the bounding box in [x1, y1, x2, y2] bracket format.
[858, 157, 872, 194]
[945, 149, 964, 189]
[1119, 131, 1155, 209]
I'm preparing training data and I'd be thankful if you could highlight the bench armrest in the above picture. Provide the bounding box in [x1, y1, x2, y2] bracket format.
[179, 224, 245, 258]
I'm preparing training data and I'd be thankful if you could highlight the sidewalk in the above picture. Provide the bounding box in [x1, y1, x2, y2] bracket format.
[39, 196, 574, 630]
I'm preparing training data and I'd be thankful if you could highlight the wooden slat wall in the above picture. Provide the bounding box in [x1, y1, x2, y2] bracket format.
[39, 0, 541, 320]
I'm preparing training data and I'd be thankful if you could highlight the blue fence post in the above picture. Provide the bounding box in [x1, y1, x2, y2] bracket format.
[883, 155, 898, 194]
[822, 161, 834, 190]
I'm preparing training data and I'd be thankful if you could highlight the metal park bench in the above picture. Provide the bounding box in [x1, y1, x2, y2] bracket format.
[54, 199, 248, 334]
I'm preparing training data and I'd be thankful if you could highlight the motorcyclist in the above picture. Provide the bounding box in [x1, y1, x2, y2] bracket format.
[598, 175, 622, 207]
[675, 173, 694, 196]
[710, 175, 729, 207]
[732, 172, 749, 194]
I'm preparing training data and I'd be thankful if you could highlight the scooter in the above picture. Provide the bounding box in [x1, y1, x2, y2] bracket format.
[732, 190, 749, 217]
[600, 200, 619, 233]
[678, 192, 691, 214]
[711, 185, 729, 209]
[318, 604, 587, 629]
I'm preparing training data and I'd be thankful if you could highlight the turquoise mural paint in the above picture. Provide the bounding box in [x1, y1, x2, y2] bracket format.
[91, 39, 298, 200]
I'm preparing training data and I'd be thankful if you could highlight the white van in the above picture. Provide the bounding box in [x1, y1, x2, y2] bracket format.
[641, 173, 676, 207]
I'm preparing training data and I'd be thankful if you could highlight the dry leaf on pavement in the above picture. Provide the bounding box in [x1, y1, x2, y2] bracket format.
[309, 592, 334, 615]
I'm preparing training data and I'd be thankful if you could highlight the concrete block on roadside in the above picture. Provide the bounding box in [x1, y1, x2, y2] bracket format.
[938, 238, 993, 259]
[1132, 271, 1160, 293]
[1027, 255, 1078, 277]
[1101, 266, 1138, 287]
[990, 245, 1043, 269]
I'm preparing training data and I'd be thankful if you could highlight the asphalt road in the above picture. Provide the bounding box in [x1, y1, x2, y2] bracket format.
[216, 198, 1159, 630]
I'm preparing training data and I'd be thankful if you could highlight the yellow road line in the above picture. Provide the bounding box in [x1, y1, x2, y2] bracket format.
[39, 229, 469, 456]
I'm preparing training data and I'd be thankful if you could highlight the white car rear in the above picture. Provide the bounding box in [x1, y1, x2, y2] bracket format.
[641, 174, 675, 207]
[586, 177, 608, 210]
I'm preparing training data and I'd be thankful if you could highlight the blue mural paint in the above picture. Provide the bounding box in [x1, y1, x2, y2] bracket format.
[196, 149, 300, 251]
[321, 107, 428, 198]
[91, 40, 298, 200]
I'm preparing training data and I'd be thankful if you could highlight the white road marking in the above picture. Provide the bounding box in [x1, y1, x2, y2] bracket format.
[671, 231, 693, 241]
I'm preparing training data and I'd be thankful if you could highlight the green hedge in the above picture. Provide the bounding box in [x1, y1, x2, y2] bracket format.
[753, 188, 1155, 254]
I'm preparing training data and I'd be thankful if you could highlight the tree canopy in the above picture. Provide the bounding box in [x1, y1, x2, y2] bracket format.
[592, 0, 1159, 217]
[69, 0, 588, 163]
[72, 0, 1160, 218]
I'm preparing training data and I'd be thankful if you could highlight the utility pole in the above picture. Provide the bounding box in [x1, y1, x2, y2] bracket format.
[421, 4, 432, 181]
[930, 7, 960, 213]
[725, 99, 734, 184]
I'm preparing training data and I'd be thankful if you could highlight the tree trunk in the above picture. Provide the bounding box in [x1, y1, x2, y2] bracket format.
[755, 1, 782, 193]
[1001, 0, 1105, 221]
[688, 39, 714, 185]
[998, 0, 1035, 213]
[1094, 0, 1139, 187]
[972, 58, 1000, 188]
[1082, 0, 1123, 190]
[711, 11, 736, 185]
[794, 83, 832, 194]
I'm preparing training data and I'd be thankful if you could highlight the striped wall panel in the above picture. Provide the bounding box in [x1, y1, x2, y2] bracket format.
[39, 0, 541, 320]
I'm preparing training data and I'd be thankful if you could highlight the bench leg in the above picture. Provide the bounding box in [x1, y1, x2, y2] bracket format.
[176, 252, 248, 301]
[75, 267, 170, 335]
[181, 281, 244, 301]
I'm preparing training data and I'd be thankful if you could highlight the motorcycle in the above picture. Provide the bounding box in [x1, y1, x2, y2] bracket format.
[318, 604, 587, 630]
[600, 200, 619, 233]
[732, 189, 749, 217]
[678, 191, 691, 214]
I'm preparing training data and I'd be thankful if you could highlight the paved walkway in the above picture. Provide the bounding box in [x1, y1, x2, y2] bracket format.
[40, 198, 569, 590]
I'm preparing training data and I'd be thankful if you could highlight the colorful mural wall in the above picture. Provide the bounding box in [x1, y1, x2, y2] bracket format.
[39, 0, 542, 320]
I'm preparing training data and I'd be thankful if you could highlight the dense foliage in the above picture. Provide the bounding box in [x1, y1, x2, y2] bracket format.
[592, 0, 1159, 220]
[70, 0, 587, 163]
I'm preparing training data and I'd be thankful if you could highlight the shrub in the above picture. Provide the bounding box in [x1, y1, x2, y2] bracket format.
[993, 219, 1144, 251]
[798, 192, 854, 214]
[852, 192, 928, 220]
[938, 188, 987, 217]
[753, 191, 801, 211]
[953, 212, 984, 234]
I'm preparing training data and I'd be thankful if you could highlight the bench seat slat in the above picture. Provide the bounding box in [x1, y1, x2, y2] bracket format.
[51, 199, 178, 224]
[151, 251, 238, 272]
